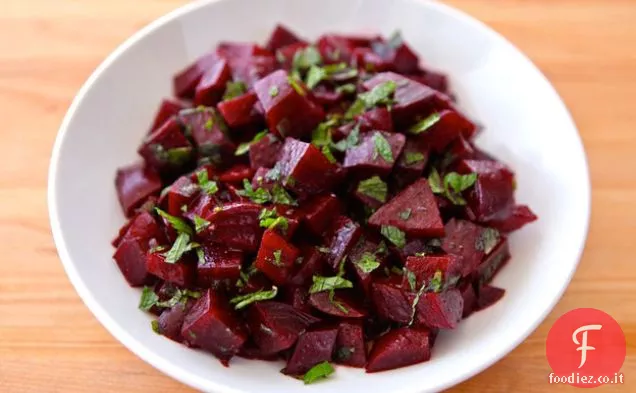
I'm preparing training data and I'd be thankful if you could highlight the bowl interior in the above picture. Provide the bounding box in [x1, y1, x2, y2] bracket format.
[49, 0, 590, 392]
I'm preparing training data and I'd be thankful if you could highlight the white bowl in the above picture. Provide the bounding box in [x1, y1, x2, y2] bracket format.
[48, 0, 590, 392]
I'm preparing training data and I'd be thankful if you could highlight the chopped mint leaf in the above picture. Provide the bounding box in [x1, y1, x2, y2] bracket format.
[357, 176, 388, 203]
[331, 125, 360, 152]
[305, 63, 351, 89]
[193, 214, 210, 233]
[391, 266, 404, 275]
[355, 252, 381, 274]
[151, 320, 160, 334]
[359, 80, 396, 108]
[292, 46, 322, 71]
[269, 86, 279, 97]
[139, 286, 159, 311]
[409, 279, 428, 325]
[428, 270, 443, 293]
[311, 117, 339, 147]
[303, 361, 335, 384]
[306, 65, 327, 89]
[204, 118, 214, 131]
[373, 132, 394, 163]
[344, 98, 366, 120]
[235, 130, 268, 156]
[427, 168, 444, 194]
[288, 74, 306, 96]
[409, 112, 441, 134]
[155, 208, 193, 235]
[237, 179, 272, 204]
[406, 269, 417, 291]
[381, 225, 406, 248]
[475, 228, 500, 254]
[149, 244, 167, 254]
[321, 145, 337, 163]
[336, 83, 357, 94]
[156, 289, 201, 308]
[230, 286, 278, 310]
[399, 208, 412, 220]
[223, 81, 247, 100]
[309, 275, 353, 294]
[444, 172, 478, 194]
[258, 208, 288, 231]
[164, 232, 197, 263]
[272, 184, 296, 206]
[196, 169, 219, 195]
[404, 152, 425, 166]
[272, 250, 283, 266]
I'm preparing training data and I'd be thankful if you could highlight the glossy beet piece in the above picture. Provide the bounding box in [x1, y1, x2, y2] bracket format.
[311, 86, 345, 107]
[393, 138, 429, 189]
[247, 301, 319, 355]
[290, 246, 326, 287]
[275, 42, 307, 69]
[232, 55, 278, 89]
[457, 159, 515, 222]
[196, 245, 244, 287]
[284, 286, 312, 313]
[254, 70, 325, 139]
[447, 135, 476, 163]
[150, 99, 186, 132]
[201, 202, 263, 252]
[348, 238, 388, 294]
[265, 24, 306, 52]
[255, 229, 300, 285]
[402, 255, 462, 289]
[368, 178, 444, 237]
[363, 72, 441, 125]
[409, 69, 449, 94]
[138, 117, 194, 172]
[179, 108, 236, 166]
[217, 92, 261, 129]
[146, 252, 195, 287]
[316, 35, 356, 64]
[309, 291, 367, 319]
[284, 326, 339, 375]
[219, 165, 255, 186]
[357, 107, 393, 133]
[476, 285, 505, 310]
[486, 204, 538, 233]
[413, 289, 464, 329]
[415, 109, 476, 153]
[441, 219, 497, 277]
[249, 133, 282, 169]
[166, 175, 199, 216]
[371, 277, 411, 324]
[323, 215, 362, 270]
[181, 289, 247, 364]
[335, 322, 366, 367]
[366, 327, 431, 372]
[194, 58, 232, 106]
[371, 37, 420, 74]
[352, 47, 393, 73]
[298, 193, 341, 236]
[459, 281, 477, 318]
[157, 300, 194, 342]
[113, 239, 152, 287]
[343, 131, 405, 177]
[174, 53, 219, 99]
[277, 138, 340, 196]
[115, 163, 162, 217]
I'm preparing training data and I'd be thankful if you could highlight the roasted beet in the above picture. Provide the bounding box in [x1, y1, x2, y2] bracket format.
[173, 53, 219, 99]
[277, 138, 341, 196]
[115, 162, 162, 217]
[366, 327, 431, 372]
[217, 92, 263, 129]
[459, 281, 477, 318]
[265, 24, 306, 52]
[309, 291, 367, 319]
[298, 193, 341, 236]
[486, 204, 538, 233]
[157, 300, 194, 342]
[255, 229, 300, 285]
[165, 175, 199, 216]
[138, 117, 194, 172]
[290, 246, 326, 286]
[348, 237, 388, 294]
[413, 289, 464, 329]
[248, 133, 282, 169]
[219, 165, 255, 186]
[335, 321, 367, 367]
[457, 159, 516, 222]
[476, 285, 506, 311]
[357, 107, 394, 133]
[146, 252, 196, 287]
[393, 137, 428, 188]
[200, 202, 263, 252]
[476, 238, 510, 286]
[441, 219, 500, 277]
[371, 277, 411, 324]
[343, 131, 405, 177]
[179, 107, 236, 166]
[414, 109, 476, 153]
[150, 99, 186, 132]
[113, 239, 153, 287]
[284, 326, 339, 375]
[323, 215, 362, 270]
[193, 58, 232, 106]
[181, 289, 247, 364]
[196, 245, 244, 287]
[402, 255, 462, 289]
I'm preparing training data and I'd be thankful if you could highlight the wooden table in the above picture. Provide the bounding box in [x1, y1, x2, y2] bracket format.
[1, 0, 634, 391]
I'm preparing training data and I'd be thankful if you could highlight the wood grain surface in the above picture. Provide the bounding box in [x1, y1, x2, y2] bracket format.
[0, 0, 634, 391]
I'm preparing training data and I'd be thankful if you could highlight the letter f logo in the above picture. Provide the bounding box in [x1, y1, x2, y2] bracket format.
[572, 324, 602, 368]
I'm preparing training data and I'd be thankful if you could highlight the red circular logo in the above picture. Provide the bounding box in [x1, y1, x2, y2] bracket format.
[546, 308, 626, 387]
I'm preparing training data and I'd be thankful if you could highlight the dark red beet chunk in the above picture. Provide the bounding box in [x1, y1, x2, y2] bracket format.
[277, 138, 340, 196]
[255, 229, 300, 285]
[157, 301, 194, 343]
[357, 107, 394, 133]
[179, 107, 236, 166]
[366, 327, 431, 372]
[298, 193, 341, 236]
[138, 117, 194, 172]
[247, 301, 319, 355]
[343, 131, 405, 177]
[115, 163, 162, 217]
[146, 252, 195, 287]
[441, 219, 497, 277]
[457, 159, 515, 222]
[254, 70, 325, 139]
[487, 204, 538, 233]
[290, 246, 326, 287]
[165, 175, 199, 216]
[476, 238, 510, 287]
[413, 289, 464, 329]
[348, 238, 388, 294]
[249, 134, 282, 169]
[459, 282, 477, 318]
[402, 255, 462, 289]
[284, 326, 338, 375]
[309, 291, 367, 319]
[181, 289, 247, 364]
[335, 321, 367, 367]
[194, 58, 232, 107]
[371, 36, 420, 74]
[371, 277, 411, 324]
[393, 137, 428, 189]
[201, 202, 263, 252]
[150, 99, 186, 132]
[219, 165, 255, 186]
[174, 53, 219, 99]
[217, 92, 263, 129]
[352, 48, 393, 73]
[415, 109, 476, 153]
[368, 178, 444, 237]
[265, 24, 306, 52]
[113, 239, 152, 287]
[196, 245, 243, 287]
[323, 215, 362, 270]
[476, 285, 506, 311]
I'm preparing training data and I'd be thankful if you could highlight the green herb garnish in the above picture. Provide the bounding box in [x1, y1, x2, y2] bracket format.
[269, 86, 279, 97]
[309, 275, 354, 294]
[237, 179, 272, 204]
[155, 208, 193, 235]
[321, 145, 337, 163]
[336, 83, 357, 94]
[196, 169, 219, 195]
[475, 228, 500, 254]
[139, 286, 159, 311]
[408, 112, 441, 134]
[193, 215, 210, 233]
[151, 320, 160, 334]
[272, 184, 296, 205]
[380, 225, 406, 248]
[354, 252, 381, 274]
[292, 46, 322, 71]
[359, 80, 396, 108]
[406, 269, 417, 291]
[428, 270, 443, 293]
[235, 130, 269, 156]
[303, 361, 335, 384]
[399, 208, 412, 220]
[373, 132, 394, 163]
[344, 99, 366, 120]
[164, 232, 199, 263]
[230, 286, 278, 310]
[404, 152, 425, 166]
[223, 81, 247, 100]
[357, 176, 388, 203]
[428, 168, 444, 194]
[288, 74, 306, 96]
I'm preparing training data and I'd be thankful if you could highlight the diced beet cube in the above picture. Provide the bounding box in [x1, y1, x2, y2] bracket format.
[217, 92, 263, 129]
[335, 321, 367, 367]
[146, 252, 196, 287]
[196, 245, 244, 287]
[112, 220, 133, 248]
[277, 138, 340, 196]
[447, 135, 476, 162]
[113, 239, 152, 287]
[309, 291, 367, 319]
[284, 326, 338, 375]
[230, 55, 278, 89]
[284, 286, 312, 313]
[391, 238, 429, 264]
[251, 167, 278, 191]
[150, 99, 186, 132]
[311, 86, 344, 107]
[166, 175, 200, 216]
[413, 289, 464, 329]
[368, 178, 444, 237]
[246, 301, 319, 355]
[476, 238, 510, 286]
[371, 278, 411, 324]
[459, 281, 477, 318]
[249, 133, 282, 169]
[352, 179, 385, 210]
[298, 193, 341, 236]
[120, 211, 163, 244]
[200, 202, 263, 252]
[179, 107, 236, 166]
[272, 204, 302, 239]
[415, 109, 476, 153]
[173, 53, 219, 99]
[115, 163, 162, 217]
[441, 219, 497, 277]
[138, 117, 194, 172]
[192, 59, 231, 107]
[348, 238, 388, 294]
[255, 229, 300, 285]
[316, 35, 356, 64]
[456, 159, 516, 222]
[219, 165, 255, 186]
[265, 24, 306, 52]
[157, 300, 194, 343]
[371, 37, 420, 74]
[275, 42, 307, 69]
[486, 204, 538, 233]
[366, 327, 431, 372]
[290, 246, 326, 286]
[409, 69, 449, 93]
[254, 70, 325, 139]
[476, 285, 505, 311]
[343, 131, 405, 177]
[323, 215, 362, 270]
[217, 42, 270, 59]
[181, 289, 247, 364]
[239, 272, 273, 295]
[357, 107, 393, 133]
[352, 48, 393, 72]
[363, 72, 442, 125]
[393, 138, 428, 189]
[402, 255, 462, 289]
